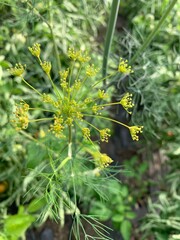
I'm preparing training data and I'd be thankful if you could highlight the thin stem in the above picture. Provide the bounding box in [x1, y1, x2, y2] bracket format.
[48, 0, 61, 72]
[84, 114, 129, 129]
[68, 126, 72, 158]
[27, 0, 61, 71]
[102, 0, 120, 84]
[69, 61, 75, 88]
[29, 117, 53, 122]
[29, 107, 55, 113]
[47, 73, 62, 99]
[21, 77, 42, 96]
[95, 101, 121, 108]
[82, 119, 99, 132]
[130, 0, 178, 64]
[92, 72, 116, 88]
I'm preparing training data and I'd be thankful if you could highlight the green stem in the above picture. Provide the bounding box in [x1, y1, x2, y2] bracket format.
[130, 0, 178, 64]
[68, 126, 72, 158]
[29, 117, 53, 122]
[92, 72, 116, 88]
[84, 114, 129, 129]
[48, 0, 61, 72]
[29, 107, 55, 112]
[102, 0, 120, 84]
[21, 77, 42, 96]
[47, 73, 62, 99]
[27, 0, 61, 71]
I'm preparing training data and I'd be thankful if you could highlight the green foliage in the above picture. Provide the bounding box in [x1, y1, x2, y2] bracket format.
[89, 179, 135, 239]
[1, 206, 35, 240]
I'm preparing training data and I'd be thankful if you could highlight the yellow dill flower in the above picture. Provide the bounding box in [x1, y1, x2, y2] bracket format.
[78, 52, 91, 63]
[96, 153, 113, 169]
[92, 104, 104, 114]
[65, 117, 74, 126]
[28, 43, 41, 58]
[120, 93, 134, 114]
[41, 61, 51, 75]
[84, 98, 93, 104]
[68, 48, 81, 61]
[42, 93, 54, 103]
[50, 116, 64, 138]
[86, 64, 99, 77]
[98, 90, 108, 99]
[99, 128, 111, 142]
[82, 127, 91, 139]
[59, 69, 69, 81]
[118, 58, 133, 74]
[9, 63, 25, 76]
[71, 80, 82, 91]
[12, 102, 29, 130]
[129, 126, 143, 141]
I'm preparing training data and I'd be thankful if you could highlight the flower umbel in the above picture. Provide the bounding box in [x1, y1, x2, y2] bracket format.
[129, 126, 143, 141]
[9, 63, 25, 76]
[11, 101, 29, 130]
[11, 45, 143, 143]
[96, 153, 113, 169]
[82, 128, 91, 139]
[120, 93, 134, 114]
[50, 116, 64, 138]
[86, 64, 99, 77]
[28, 43, 41, 58]
[99, 128, 111, 142]
[41, 61, 51, 75]
[118, 58, 133, 74]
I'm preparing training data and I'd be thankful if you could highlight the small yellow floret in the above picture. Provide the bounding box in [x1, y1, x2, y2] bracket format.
[42, 93, 54, 103]
[92, 104, 104, 114]
[11, 102, 29, 130]
[68, 48, 81, 61]
[96, 153, 113, 169]
[98, 90, 108, 99]
[78, 52, 91, 63]
[82, 128, 91, 139]
[9, 63, 25, 76]
[118, 58, 133, 74]
[59, 69, 69, 81]
[86, 64, 99, 77]
[99, 128, 111, 142]
[50, 116, 64, 138]
[28, 43, 41, 58]
[129, 126, 143, 141]
[41, 61, 51, 75]
[120, 93, 134, 114]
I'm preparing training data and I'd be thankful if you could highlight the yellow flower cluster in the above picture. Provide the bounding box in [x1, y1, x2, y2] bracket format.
[95, 153, 113, 169]
[120, 93, 134, 114]
[10, 43, 143, 152]
[50, 116, 64, 138]
[129, 126, 143, 141]
[28, 43, 41, 58]
[98, 90, 108, 99]
[118, 58, 133, 74]
[86, 64, 99, 77]
[41, 61, 51, 75]
[9, 63, 25, 76]
[99, 128, 111, 142]
[82, 128, 91, 139]
[68, 48, 90, 63]
[11, 102, 29, 130]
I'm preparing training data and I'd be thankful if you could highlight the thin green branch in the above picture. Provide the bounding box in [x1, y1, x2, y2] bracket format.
[102, 0, 120, 84]
[27, 0, 61, 71]
[130, 0, 178, 64]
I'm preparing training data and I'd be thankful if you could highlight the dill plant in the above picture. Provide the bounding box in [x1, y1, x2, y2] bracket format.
[8, 43, 143, 239]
